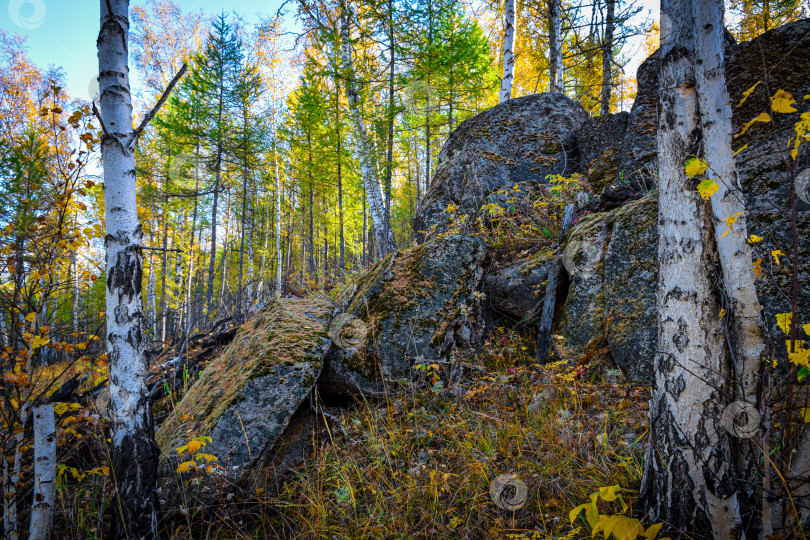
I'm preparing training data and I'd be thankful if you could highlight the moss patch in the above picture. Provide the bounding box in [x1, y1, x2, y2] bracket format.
[155, 297, 333, 460]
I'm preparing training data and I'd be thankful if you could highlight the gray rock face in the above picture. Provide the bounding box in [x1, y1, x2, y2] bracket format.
[555, 20, 810, 383]
[414, 93, 589, 240]
[155, 298, 333, 512]
[485, 250, 554, 323]
[322, 234, 486, 396]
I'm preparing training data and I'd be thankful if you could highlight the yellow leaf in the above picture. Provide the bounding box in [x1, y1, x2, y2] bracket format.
[802, 407, 810, 423]
[719, 309, 726, 320]
[748, 234, 763, 243]
[187, 440, 202, 455]
[25, 312, 36, 322]
[684, 158, 708, 178]
[176, 461, 197, 474]
[734, 143, 748, 155]
[771, 249, 785, 266]
[738, 81, 762, 106]
[786, 340, 810, 368]
[721, 211, 745, 238]
[735, 112, 771, 138]
[776, 313, 792, 334]
[697, 179, 718, 200]
[195, 453, 218, 462]
[30, 336, 50, 350]
[644, 522, 665, 539]
[771, 89, 797, 113]
[804, 324, 810, 336]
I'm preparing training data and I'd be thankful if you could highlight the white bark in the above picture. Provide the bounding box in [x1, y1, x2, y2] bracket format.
[693, 0, 763, 405]
[340, 2, 396, 257]
[640, 0, 743, 535]
[98, 0, 162, 536]
[499, 0, 516, 103]
[29, 404, 56, 540]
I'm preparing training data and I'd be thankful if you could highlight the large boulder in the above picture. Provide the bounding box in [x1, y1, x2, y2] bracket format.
[485, 249, 554, 323]
[155, 298, 333, 511]
[554, 197, 657, 382]
[556, 20, 810, 382]
[322, 234, 486, 396]
[414, 93, 589, 240]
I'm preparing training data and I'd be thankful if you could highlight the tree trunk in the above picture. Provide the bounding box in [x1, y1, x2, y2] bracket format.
[639, 0, 743, 535]
[29, 404, 56, 540]
[599, 0, 615, 115]
[548, 0, 563, 93]
[335, 87, 345, 272]
[160, 203, 168, 343]
[536, 204, 574, 362]
[340, 1, 396, 257]
[693, 0, 765, 508]
[499, 0, 517, 102]
[98, 1, 162, 536]
[385, 0, 396, 248]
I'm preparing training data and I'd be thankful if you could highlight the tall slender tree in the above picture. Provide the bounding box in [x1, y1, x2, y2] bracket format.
[97, 0, 185, 536]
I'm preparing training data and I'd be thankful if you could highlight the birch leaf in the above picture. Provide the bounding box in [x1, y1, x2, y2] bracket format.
[804, 323, 810, 336]
[751, 258, 762, 278]
[748, 234, 763, 243]
[176, 460, 197, 473]
[776, 312, 792, 334]
[735, 113, 771, 138]
[771, 89, 797, 113]
[697, 179, 718, 200]
[786, 340, 810, 368]
[684, 158, 708, 178]
[721, 211, 744, 238]
[771, 249, 785, 266]
[738, 81, 761, 106]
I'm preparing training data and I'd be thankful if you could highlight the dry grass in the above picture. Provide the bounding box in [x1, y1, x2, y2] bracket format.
[196, 330, 650, 539]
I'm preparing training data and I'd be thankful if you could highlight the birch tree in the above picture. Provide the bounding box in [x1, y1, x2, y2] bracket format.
[548, 0, 563, 93]
[28, 404, 55, 540]
[499, 0, 516, 102]
[639, 0, 743, 535]
[339, 1, 397, 258]
[97, 0, 185, 536]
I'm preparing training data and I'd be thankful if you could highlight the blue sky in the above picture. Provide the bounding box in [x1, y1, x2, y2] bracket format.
[0, 0, 287, 100]
[1, 0, 657, 103]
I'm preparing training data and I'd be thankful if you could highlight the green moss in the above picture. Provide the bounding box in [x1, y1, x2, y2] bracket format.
[155, 297, 332, 460]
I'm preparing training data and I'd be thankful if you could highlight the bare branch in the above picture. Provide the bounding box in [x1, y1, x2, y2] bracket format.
[129, 63, 188, 148]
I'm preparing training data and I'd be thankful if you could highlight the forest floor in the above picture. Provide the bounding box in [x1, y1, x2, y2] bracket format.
[220, 329, 649, 539]
[43, 321, 649, 539]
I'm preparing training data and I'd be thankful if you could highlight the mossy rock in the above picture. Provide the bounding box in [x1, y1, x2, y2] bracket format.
[155, 297, 333, 509]
[414, 93, 588, 241]
[485, 248, 555, 322]
[321, 234, 486, 397]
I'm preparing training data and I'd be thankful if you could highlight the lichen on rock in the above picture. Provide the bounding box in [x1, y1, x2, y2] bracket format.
[321, 234, 486, 397]
[155, 297, 333, 510]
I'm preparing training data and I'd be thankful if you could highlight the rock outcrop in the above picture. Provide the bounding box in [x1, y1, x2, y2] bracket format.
[155, 298, 333, 511]
[413, 93, 589, 240]
[561, 20, 810, 381]
[322, 234, 486, 397]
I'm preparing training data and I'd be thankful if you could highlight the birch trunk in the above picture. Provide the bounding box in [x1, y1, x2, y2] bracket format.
[499, 0, 516, 103]
[639, 0, 743, 535]
[29, 404, 56, 540]
[98, 1, 162, 536]
[340, 3, 396, 257]
[599, 0, 615, 115]
[693, 0, 763, 406]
